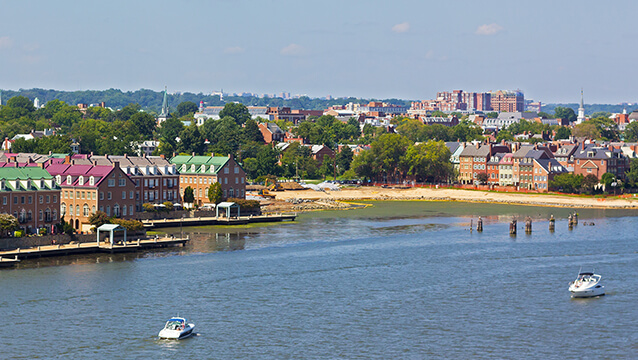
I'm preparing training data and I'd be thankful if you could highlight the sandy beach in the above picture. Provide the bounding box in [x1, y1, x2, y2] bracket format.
[263, 186, 638, 210]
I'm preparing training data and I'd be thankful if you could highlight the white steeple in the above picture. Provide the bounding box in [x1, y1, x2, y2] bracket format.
[576, 88, 585, 124]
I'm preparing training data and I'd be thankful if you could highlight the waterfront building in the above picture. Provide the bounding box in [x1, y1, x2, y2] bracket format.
[498, 153, 514, 186]
[170, 154, 246, 205]
[0, 166, 61, 235]
[458, 143, 510, 184]
[44, 160, 138, 232]
[533, 158, 568, 192]
[572, 143, 630, 180]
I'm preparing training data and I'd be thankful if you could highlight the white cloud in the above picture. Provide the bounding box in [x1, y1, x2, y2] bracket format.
[280, 43, 304, 56]
[424, 50, 434, 60]
[475, 23, 504, 35]
[392, 22, 410, 33]
[0, 36, 13, 50]
[224, 46, 244, 54]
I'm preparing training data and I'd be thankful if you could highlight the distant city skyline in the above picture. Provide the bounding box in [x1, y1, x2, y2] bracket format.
[0, 0, 636, 104]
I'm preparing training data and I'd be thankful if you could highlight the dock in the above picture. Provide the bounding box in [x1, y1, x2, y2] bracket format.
[0, 236, 190, 260]
[0, 256, 20, 268]
[142, 213, 297, 229]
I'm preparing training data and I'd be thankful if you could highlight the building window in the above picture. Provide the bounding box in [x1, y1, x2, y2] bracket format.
[39, 210, 43, 221]
[100, 192, 104, 200]
[53, 210, 57, 221]
[78, 176, 84, 186]
[67, 175, 72, 185]
[90, 176, 95, 186]
[119, 178, 126, 186]
[114, 204, 120, 217]
[39, 195, 43, 204]
[53, 195, 57, 203]
[106, 206, 110, 216]
[130, 191, 134, 199]
[92, 206, 96, 214]
[2, 196, 5, 205]
[28, 196, 32, 204]
[76, 205, 80, 217]
[108, 179, 115, 187]
[46, 195, 50, 203]
[107, 192, 112, 200]
[122, 191, 126, 199]
[123, 205, 127, 216]
[83, 204, 89, 217]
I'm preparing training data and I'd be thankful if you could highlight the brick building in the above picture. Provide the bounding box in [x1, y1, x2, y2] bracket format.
[490, 90, 524, 112]
[170, 155, 246, 205]
[0, 167, 61, 235]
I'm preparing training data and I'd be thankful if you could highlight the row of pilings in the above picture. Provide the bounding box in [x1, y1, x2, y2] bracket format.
[472, 213, 580, 235]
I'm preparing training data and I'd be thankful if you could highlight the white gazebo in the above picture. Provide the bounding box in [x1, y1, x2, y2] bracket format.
[96, 223, 127, 245]
[215, 202, 240, 218]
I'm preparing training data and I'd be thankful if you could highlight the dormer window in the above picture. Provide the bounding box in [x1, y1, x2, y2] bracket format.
[181, 164, 187, 172]
[191, 164, 196, 172]
[66, 175, 72, 185]
[78, 176, 84, 186]
[56, 175, 62, 184]
[89, 176, 95, 186]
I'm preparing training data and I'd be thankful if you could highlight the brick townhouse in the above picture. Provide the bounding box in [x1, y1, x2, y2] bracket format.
[0, 166, 61, 235]
[170, 154, 246, 206]
[44, 161, 137, 232]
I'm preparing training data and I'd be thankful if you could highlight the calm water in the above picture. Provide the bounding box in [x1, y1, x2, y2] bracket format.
[1, 201, 637, 359]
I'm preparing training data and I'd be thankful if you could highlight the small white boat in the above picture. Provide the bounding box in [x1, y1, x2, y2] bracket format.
[158, 317, 195, 340]
[568, 272, 605, 298]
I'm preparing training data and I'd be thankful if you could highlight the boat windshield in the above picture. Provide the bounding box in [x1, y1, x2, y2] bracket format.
[165, 320, 185, 330]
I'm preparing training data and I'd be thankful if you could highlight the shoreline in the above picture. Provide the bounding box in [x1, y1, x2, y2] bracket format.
[261, 186, 638, 211]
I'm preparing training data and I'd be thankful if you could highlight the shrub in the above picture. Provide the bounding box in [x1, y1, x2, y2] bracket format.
[142, 203, 156, 212]
[110, 218, 145, 232]
[162, 201, 174, 211]
[227, 198, 260, 211]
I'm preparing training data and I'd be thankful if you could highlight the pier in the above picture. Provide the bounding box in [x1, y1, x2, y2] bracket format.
[142, 213, 297, 229]
[0, 236, 189, 260]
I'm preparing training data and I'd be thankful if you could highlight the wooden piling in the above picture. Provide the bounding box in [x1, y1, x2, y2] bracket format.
[477, 216, 483, 232]
[573, 212, 578, 225]
[568, 214, 574, 230]
[549, 215, 555, 232]
[525, 217, 532, 234]
[509, 218, 517, 235]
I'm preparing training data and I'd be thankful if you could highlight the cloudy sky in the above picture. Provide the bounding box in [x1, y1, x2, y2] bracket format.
[0, 0, 635, 103]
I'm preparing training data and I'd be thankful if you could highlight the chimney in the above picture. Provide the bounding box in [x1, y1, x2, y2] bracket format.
[112, 161, 119, 168]
[160, 154, 166, 160]
[64, 155, 71, 164]
[475, 143, 480, 149]
[581, 142, 585, 150]
[48, 151, 52, 155]
[39, 162, 45, 169]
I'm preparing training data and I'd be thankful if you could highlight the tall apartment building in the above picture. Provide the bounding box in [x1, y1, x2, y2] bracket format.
[410, 90, 492, 114]
[490, 90, 524, 112]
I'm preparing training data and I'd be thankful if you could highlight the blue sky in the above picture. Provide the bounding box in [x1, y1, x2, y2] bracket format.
[0, 0, 635, 103]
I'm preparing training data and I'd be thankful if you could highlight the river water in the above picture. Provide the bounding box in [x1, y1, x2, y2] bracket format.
[1, 201, 636, 359]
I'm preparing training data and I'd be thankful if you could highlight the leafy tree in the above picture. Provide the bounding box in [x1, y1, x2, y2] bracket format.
[476, 172, 488, 185]
[485, 112, 498, 118]
[0, 213, 19, 232]
[572, 122, 601, 139]
[208, 182, 223, 204]
[554, 106, 576, 123]
[159, 116, 185, 147]
[600, 172, 616, 192]
[56, 216, 75, 236]
[183, 186, 194, 205]
[554, 126, 571, 140]
[624, 159, 638, 188]
[495, 130, 514, 142]
[431, 110, 447, 117]
[7, 96, 36, 113]
[319, 154, 334, 179]
[549, 173, 583, 193]
[162, 201, 174, 211]
[130, 112, 156, 138]
[590, 111, 611, 119]
[175, 101, 199, 118]
[404, 140, 453, 183]
[336, 146, 353, 174]
[537, 111, 553, 119]
[243, 118, 265, 143]
[581, 174, 599, 194]
[116, 103, 142, 122]
[219, 103, 251, 125]
[88, 211, 110, 229]
[178, 123, 205, 155]
[624, 121, 638, 142]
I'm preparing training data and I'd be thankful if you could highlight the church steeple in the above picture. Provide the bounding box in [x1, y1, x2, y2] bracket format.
[160, 86, 169, 117]
[577, 88, 585, 124]
[157, 86, 170, 126]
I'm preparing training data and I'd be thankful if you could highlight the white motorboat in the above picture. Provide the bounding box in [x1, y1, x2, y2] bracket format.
[158, 317, 195, 340]
[568, 272, 605, 298]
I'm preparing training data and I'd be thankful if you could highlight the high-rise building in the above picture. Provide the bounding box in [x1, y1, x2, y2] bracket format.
[490, 90, 524, 112]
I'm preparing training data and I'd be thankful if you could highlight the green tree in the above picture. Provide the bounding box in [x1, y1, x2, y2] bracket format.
[495, 130, 514, 142]
[554, 126, 571, 140]
[405, 140, 453, 183]
[572, 122, 601, 139]
[624, 158, 638, 188]
[219, 102, 251, 125]
[130, 112, 156, 138]
[581, 174, 599, 194]
[600, 172, 616, 192]
[208, 182, 223, 204]
[431, 110, 447, 117]
[7, 96, 36, 113]
[175, 101, 199, 118]
[549, 173, 583, 193]
[554, 106, 576, 123]
[336, 146, 353, 174]
[624, 121, 638, 142]
[88, 211, 111, 229]
[243, 118, 265, 143]
[485, 112, 498, 118]
[319, 154, 334, 179]
[183, 186, 194, 204]
[476, 172, 488, 185]
[116, 103, 142, 122]
[0, 213, 19, 233]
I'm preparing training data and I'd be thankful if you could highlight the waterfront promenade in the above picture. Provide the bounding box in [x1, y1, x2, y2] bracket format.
[0, 236, 189, 260]
[142, 213, 297, 229]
